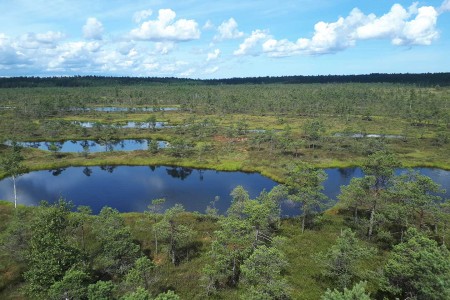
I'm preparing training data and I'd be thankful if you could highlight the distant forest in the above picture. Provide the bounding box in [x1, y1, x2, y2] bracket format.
[1, 73, 449, 88]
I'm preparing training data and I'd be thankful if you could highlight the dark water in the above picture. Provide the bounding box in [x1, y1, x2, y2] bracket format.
[74, 121, 168, 129]
[89, 107, 178, 112]
[334, 133, 403, 138]
[0, 167, 448, 216]
[14, 139, 168, 153]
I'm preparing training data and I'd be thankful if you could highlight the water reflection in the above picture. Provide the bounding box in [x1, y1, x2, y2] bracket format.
[100, 165, 116, 173]
[74, 121, 168, 129]
[0, 166, 447, 216]
[334, 133, 403, 138]
[165, 167, 193, 180]
[71, 107, 178, 112]
[83, 167, 93, 177]
[10, 139, 168, 153]
[49, 168, 66, 176]
[0, 166, 279, 214]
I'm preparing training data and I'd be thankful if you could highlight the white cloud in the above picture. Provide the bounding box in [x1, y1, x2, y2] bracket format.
[357, 4, 438, 46]
[180, 68, 196, 77]
[130, 9, 200, 42]
[214, 18, 244, 41]
[203, 20, 214, 30]
[47, 41, 102, 70]
[0, 34, 31, 67]
[234, 30, 269, 56]
[439, 0, 450, 13]
[35, 31, 65, 44]
[83, 17, 104, 40]
[117, 42, 135, 55]
[133, 9, 152, 23]
[17, 31, 65, 49]
[261, 3, 439, 57]
[160, 60, 188, 73]
[154, 41, 175, 54]
[207, 48, 220, 61]
[356, 5, 409, 40]
[394, 6, 438, 45]
[204, 66, 219, 74]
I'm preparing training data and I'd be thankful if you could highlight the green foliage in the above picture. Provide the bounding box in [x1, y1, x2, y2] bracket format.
[321, 281, 371, 300]
[93, 206, 140, 277]
[286, 162, 329, 233]
[154, 290, 180, 300]
[0, 207, 31, 262]
[240, 244, 290, 300]
[24, 200, 81, 299]
[202, 216, 254, 293]
[167, 138, 194, 157]
[391, 170, 445, 230]
[362, 151, 399, 190]
[121, 287, 151, 300]
[0, 142, 27, 207]
[88, 280, 116, 300]
[0, 142, 25, 177]
[382, 228, 450, 300]
[202, 186, 287, 295]
[338, 176, 375, 224]
[315, 229, 375, 290]
[148, 139, 159, 154]
[123, 256, 155, 291]
[303, 119, 325, 149]
[154, 204, 195, 265]
[48, 267, 90, 300]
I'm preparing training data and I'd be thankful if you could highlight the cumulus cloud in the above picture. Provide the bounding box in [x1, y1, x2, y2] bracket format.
[117, 42, 135, 55]
[160, 60, 188, 73]
[439, 0, 450, 13]
[154, 41, 175, 54]
[260, 3, 439, 57]
[356, 4, 438, 46]
[180, 68, 196, 77]
[203, 20, 214, 30]
[35, 31, 65, 44]
[48, 41, 102, 70]
[204, 66, 219, 74]
[234, 30, 269, 56]
[18, 31, 65, 49]
[133, 9, 153, 23]
[206, 48, 220, 61]
[130, 9, 200, 42]
[393, 6, 438, 45]
[0, 34, 31, 67]
[214, 18, 244, 41]
[83, 17, 104, 40]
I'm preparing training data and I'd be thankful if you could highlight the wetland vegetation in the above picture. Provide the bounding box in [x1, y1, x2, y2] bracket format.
[0, 75, 449, 299]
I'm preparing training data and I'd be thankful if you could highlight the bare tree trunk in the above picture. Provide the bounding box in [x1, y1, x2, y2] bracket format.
[253, 229, 259, 248]
[154, 231, 158, 255]
[368, 207, 375, 239]
[232, 256, 237, 286]
[301, 216, 305, 234]
[12, 175, 17, 209]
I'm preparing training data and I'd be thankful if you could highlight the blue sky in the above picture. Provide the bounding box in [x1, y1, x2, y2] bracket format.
[0, 0, 449, 78]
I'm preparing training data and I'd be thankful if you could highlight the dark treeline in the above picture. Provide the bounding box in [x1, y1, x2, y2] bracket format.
[1, 72, 450, 88]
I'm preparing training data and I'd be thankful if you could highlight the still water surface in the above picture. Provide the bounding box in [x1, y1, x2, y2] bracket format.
[0, 167, 448, 216]
[15, 139, 168, 153]
[87, 107, 178, 112]
[74, 121, 168, 128]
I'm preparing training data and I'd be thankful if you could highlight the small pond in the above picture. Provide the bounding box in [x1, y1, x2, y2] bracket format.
[78, 107, 178, 112]
[74, 121, 168, 129]
[0, 167, 448, 216]
[13, 139, 168, 153]
[334, 133, 403, 139]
